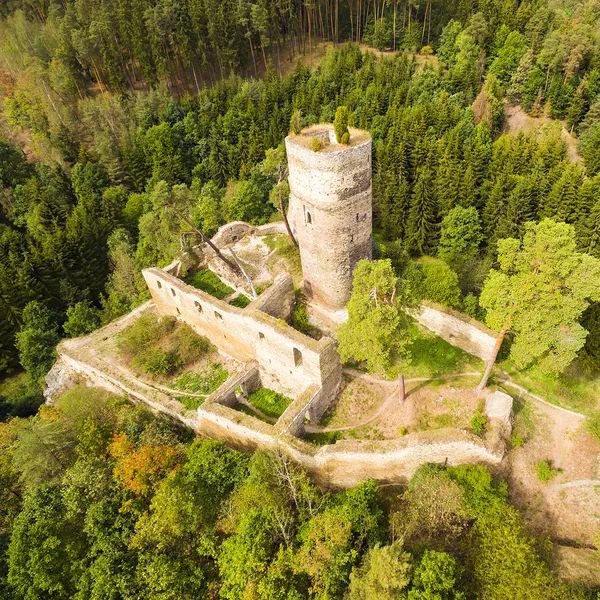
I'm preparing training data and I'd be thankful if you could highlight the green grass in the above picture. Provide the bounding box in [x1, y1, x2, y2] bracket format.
[497, 359, 600, 414]
[402, 325, 483, 379]
[174, 363, 228, 394]
[183, 269, 234, 300]
[247, 388, 293, 419]
[176, 395, 206, 411]
[229, 294, 251, 308]
[234, 402, 274, 424]
[304, 430, 342, 445]
[119, 314, 212, 378]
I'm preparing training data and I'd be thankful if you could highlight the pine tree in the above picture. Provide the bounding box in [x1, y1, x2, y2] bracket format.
[407, 165, 438, 255]
[539, 164, 585, 223]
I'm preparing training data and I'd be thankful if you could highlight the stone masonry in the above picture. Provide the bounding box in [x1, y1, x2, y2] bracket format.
[285, 124, 372, 310]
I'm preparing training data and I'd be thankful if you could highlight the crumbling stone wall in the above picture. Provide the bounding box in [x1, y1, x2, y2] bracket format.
[285, 125, 372, 310]
[412, 302, 497, 361]
[143, 268, 341, 401]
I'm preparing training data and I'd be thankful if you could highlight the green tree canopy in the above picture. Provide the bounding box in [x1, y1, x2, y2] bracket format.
[338, 259, 416, 374]
[477, 219, 600, 391]
[15, 301, 60, 384]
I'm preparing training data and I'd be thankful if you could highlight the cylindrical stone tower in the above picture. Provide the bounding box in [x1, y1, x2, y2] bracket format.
[285, 124, 372, 311]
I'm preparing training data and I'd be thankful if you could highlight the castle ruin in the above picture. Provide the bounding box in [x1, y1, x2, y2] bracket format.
[46, 123, 508, 488]
[285, 125, 373, 311]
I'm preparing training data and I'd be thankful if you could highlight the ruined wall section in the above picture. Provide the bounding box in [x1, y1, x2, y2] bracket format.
[142, 268, 341, 401]
[285, 125, 372, 310]
[412, 302, 497, 361]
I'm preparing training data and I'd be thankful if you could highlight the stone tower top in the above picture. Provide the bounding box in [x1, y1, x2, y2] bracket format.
[285, 124, 372, 312]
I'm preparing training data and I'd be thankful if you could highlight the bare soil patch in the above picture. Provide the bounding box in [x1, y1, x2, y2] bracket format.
[503, 102, 581, 163]
[502, 388, 600, 546]
[316, 372, 482, 441]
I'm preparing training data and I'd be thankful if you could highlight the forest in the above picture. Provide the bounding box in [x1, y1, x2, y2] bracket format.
[0, 385, 595, 600]
[2, 0, 600, 596]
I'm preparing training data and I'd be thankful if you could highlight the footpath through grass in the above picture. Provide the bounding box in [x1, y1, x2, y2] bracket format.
[496, 359, 600, 414]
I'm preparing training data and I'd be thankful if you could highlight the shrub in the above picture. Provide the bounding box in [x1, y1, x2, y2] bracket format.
[169, 324, 211, 364]
[510, 430, 525, 449]
[398, 427, 408, 436]
[229, 294, 251, 308]
[470, 410, 487, 436]
[340, 131, 350, 144]
[118, 314, 176, 356]
[292, 294, 310, 334]
[333, 105, 349, 143]
[311, 137, 321, 152]
[290, 109, 302, 134]
[63, 301, 101, 337]
[405, 258, 461, 308]
[536, 460, 560, 482]
[134, 348, 182, 377]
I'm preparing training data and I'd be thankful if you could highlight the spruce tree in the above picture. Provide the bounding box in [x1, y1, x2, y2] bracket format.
[407, 165, 438, 255]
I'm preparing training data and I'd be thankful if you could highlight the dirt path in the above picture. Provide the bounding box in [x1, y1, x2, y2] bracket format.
[306, 370, 482, 433]
[544, 479, 600, 495]
[237, 396, 277, 424]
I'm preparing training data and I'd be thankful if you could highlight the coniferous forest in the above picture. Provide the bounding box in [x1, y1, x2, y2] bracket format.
[2, 0, 600, 598]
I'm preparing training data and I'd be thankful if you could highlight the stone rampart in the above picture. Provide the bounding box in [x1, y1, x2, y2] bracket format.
[412, 302, 497, 361]
[285, 124, 372, 310]
[246, 272, 294, 321]
[142, 268, 341, 401]
[50, 342, 505, 489]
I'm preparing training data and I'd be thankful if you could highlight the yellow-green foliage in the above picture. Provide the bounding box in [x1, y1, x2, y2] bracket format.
[119, 314, 211, 377]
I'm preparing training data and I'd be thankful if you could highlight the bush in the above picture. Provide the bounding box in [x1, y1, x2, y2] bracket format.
[289, 109, 302, 134]
[118, 314, 177, 356]
[536, 460, 559, 482]
[64, 301, 101, 337]
[333, 105, 349, 143]
[470, 409, 487, 436]
[406, 258, 461, 308]
[120, 315, 212, 378]
[229, 294, 250, 308]
[169, 324, 211, 365]
[292, 294, 310, 334]
[134, 348, 182, 377]
[510, 430, 525, 448]
[311, 137, 321, 152]
[340, 131, 350, 144]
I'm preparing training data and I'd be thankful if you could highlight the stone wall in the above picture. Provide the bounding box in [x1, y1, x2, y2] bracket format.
[142, 267, 341, 401]
[50, 345, 505, 489]
[412, 302, 497, 361]
[246, 272, 294, 322]
[285, 125, 372, 310]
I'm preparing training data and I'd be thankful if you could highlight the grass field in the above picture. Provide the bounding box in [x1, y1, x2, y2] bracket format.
[248, 388, 293, 419]
[496, 359, 600, 414]
[400, 324, 483, 379]
[183, 269, 234, 299]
